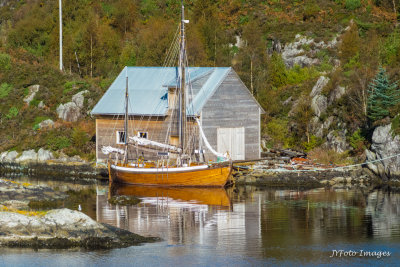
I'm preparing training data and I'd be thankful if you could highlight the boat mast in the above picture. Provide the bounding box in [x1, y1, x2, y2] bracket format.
[123, 67, 129, 164]
[179, 0, 187, 154]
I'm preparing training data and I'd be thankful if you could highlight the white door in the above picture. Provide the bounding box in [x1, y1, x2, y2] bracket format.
[217, 127, 245, 160]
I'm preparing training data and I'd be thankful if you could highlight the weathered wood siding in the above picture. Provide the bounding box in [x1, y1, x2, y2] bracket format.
[201, 70, 261, 160]
[96, 116, 198, 162]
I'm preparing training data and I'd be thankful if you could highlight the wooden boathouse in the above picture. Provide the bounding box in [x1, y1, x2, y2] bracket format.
[91, 67, 265, 162]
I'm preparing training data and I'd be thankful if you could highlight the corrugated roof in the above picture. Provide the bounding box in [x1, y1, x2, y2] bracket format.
[91, 66, 231, 116]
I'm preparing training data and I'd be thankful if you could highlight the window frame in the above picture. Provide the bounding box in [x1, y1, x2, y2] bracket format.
[116, 131, 126, 144]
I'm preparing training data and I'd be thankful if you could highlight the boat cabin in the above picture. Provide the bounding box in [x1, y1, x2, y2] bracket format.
[91, 66, 265, 163]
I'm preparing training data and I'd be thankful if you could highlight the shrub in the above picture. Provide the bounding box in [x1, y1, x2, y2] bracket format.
[0, 53, 11, 71]
[308, 148, 353, 165]
[6, 107, 19, 119]
[0, 83, 13, 99]
[349, 129, 366, 152]
[302, 135, 323, 152]
[47, 136, 71, 151]
[345, 0, 361, 10]
[72, 127, 89, 148]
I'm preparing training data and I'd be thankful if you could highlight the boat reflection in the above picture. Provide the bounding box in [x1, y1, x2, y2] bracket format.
[109, 184, 232, 208]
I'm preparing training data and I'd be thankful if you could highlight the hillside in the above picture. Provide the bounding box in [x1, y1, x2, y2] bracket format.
[0, 0, 400, 163]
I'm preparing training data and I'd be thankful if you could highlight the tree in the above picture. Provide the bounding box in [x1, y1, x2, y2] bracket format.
[367, 67, 399, 122]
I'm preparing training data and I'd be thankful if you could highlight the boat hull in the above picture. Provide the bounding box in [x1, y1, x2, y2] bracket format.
[109, 163, 232, 187]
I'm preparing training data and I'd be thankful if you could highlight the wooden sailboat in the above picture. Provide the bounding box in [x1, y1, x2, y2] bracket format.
[106, 1, 232, 187]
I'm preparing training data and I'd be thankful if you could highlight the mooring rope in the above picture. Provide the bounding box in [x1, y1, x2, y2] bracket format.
[265, 152, 400, 173]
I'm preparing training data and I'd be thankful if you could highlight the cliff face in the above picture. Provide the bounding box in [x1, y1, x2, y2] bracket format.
[366, 124, 400, 180]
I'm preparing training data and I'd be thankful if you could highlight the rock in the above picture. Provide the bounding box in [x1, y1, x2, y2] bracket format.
[38, 101, 45, 108]
[16, 149, 37, 163]
[3, 151, 18, 162]
[0, 208, 157, 249]
[328, 85, 346, 105]
[283, 96, 292, 105]
[366, 124, 400, 179]
[332, 177, 345, 184]
[57, 102, 81, 122]
[323, 116, 334, 130]
[37, 148, 53, 162]
[310, 76, 330, 97]
[72, 90, 89, 109]
[309, 116, 323, 138]
[0, 152, 8, 162]
[38, 119, 54, 130]
[23, 85, 40, 105]
[281, 35, 337, 68]
[311, 95, 327, 117]
[324, 130, 350, 153]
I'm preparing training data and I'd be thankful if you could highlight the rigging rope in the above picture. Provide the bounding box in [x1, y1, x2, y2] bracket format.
[195, 118, 228, 161]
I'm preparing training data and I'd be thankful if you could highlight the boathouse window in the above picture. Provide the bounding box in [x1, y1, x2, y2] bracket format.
[138, 131, 148, 139]
[116, 131, 126, 144]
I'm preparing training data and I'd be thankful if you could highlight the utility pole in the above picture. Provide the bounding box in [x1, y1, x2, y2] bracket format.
[59, 0, 63, 71]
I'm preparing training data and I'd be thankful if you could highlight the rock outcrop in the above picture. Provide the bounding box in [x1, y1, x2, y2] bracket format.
[281, 35, 338, 68]
[38, 119, 54, 130]
[366, 124, 400, 179]
[0, 209, 157, 249]
[15, 150, 37, 163]
[23, 85, 40, 105]
[324, 130, 350, 153]
[57, 90, 88, 122]
[311, 95, 327, 117]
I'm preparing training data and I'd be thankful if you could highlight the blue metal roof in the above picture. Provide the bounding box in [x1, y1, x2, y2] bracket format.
[91, 66, 232, 116]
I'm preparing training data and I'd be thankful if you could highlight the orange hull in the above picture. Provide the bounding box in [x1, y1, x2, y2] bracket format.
[109, 163, 232, 187]
[110, 184, 231, 207]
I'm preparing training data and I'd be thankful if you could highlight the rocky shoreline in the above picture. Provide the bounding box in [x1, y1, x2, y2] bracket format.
[0, 178, 158, 249]
[0, 209, 158, 249]
[233, 163, 396, 189]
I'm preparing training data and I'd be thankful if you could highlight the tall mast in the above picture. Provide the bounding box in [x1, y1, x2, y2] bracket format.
[179, 0, 187, 153]
[59, 0, 62, 71]
[123, 67, 129, 164]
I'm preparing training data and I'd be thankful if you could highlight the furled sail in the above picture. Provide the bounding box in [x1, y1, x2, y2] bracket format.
[195, 118, 228, 161]
[129, 136, 181, 153]
[102, 146, 125, 155]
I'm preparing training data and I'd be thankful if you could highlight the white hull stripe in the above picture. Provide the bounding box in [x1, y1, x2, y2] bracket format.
[111, 164, 209, 173]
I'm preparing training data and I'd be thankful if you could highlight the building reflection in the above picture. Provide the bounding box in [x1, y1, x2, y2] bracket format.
[96, 185, 400, 260]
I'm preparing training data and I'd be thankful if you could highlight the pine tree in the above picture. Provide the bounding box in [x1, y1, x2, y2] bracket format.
[367, 67, 399, 122]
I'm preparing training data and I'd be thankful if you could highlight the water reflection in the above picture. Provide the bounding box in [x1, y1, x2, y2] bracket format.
[96, 185, 400, 262]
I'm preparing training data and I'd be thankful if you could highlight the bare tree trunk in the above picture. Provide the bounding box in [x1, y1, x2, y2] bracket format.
[393, 0, 398, 27]
[90, 35, 93, 78]
[75, 51, 82, 77]
[214, 31, 216, 67]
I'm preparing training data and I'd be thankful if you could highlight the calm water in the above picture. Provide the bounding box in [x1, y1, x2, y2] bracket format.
[1, 177, 400, 266]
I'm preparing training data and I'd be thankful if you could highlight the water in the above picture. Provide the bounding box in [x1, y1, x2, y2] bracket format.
[1, 177, 400, 266]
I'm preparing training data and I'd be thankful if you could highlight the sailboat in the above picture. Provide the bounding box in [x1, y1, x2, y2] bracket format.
[104, 1, 232, 187]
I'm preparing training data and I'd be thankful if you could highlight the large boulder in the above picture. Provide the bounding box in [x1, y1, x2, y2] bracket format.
[23, 85, 40, 105]
[366, 124, 400, 179]
[72, 90, 88, 109]
[37, 148, 54, 162]
[57, 90, 88, 122]
[57, 102, 81, 122]
[16, 150, 37, 163]
[3, 151, 18, 162]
